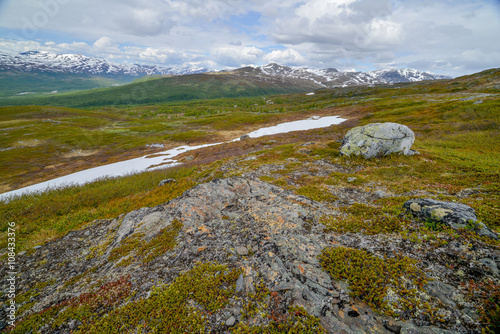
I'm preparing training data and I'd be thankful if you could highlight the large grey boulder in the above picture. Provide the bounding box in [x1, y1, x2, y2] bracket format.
[340, 123, 416, 158]
[403, 198, 498, 240]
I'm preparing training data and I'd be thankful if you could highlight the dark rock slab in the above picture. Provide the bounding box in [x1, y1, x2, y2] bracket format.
[403, 198, 498, 240]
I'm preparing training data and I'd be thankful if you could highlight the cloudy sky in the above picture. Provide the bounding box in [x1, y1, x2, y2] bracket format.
[0, 0, 499, 76]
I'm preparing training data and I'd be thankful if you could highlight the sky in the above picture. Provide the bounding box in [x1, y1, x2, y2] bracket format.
[0, 0, 499, 77]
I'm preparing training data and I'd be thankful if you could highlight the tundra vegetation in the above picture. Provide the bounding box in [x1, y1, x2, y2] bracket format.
[0, 68, 499, 333]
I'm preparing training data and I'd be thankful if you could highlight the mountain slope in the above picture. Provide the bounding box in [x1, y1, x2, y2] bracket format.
[0, 71, 322, 107]
[0, 51, 208, 97]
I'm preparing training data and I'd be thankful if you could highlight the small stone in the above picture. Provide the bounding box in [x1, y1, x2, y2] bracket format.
[236, 246, 249, 256]
[159, 179, 176, 186]
[185, 156, 194, 161]
[330, 290, 340, 298]
[479, 258, 499, 275]
[225, 316, 236, 327]
[240, 134, 250, 140]
[347, 177, 357, 183]
[235, 274, 245, 295]
[271, 282, 295, 291]
[383, 320, 402, 334]
[18, 251, 26, 256]
[374, 190, 387, 198]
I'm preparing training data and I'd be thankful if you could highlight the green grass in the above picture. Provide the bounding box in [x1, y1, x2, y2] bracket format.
[0, 165, 200, 251]
[0, 71, 135, 98]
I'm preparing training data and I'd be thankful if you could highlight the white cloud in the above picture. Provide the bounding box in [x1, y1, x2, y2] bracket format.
[93, 36, 117, 50]
[263, 49, 305, 66]
[0, 0, 499, 76]
[210, 45, 265, 67]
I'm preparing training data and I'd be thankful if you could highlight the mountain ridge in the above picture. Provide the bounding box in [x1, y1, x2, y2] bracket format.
[1, 51, 451, 91]
[0, 51, 208, 76]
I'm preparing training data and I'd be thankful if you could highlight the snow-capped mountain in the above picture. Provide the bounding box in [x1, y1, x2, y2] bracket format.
[0, 51, 208, 76]
[232, 63, 450, 88]
[0, 51, 450, 91]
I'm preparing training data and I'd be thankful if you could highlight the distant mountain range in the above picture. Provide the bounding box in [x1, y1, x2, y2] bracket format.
[2, 51, 450, 85]
[231, 63, 451, 88]
[0, 51, 451, 99]
[0, 51, 207, 76]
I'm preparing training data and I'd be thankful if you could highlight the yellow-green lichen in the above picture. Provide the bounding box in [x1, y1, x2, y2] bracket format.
[9, 276, 132, 333]
[76, 262, 241, 333]
[429, 207, 452, 221]
[322, 202, 411, 235]
[319, 246, 435, 320]
[232, 305, 325, 334]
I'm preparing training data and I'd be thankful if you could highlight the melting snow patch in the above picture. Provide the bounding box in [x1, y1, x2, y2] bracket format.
[0, 115, 346, 201]
[306, 92, 315, 95]
[146, 143, 165, 148]
[245, 115, 345, 138]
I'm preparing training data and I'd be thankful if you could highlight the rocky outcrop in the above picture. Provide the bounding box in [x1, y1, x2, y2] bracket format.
[340, 123, 416, 158]
[2, 178, 497, 333]
[404, 198, 499, 240]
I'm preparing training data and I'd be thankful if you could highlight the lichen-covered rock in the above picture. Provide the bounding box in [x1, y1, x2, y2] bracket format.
[340, 122, 415, 158]
[403, 198, 499, 240]
[2, 178, 495, 334]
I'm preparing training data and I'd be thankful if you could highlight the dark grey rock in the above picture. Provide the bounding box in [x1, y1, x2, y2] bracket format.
[424, 281, 456, 307]
[479, 258, 499, 275]
[383, 320, 402, 333]
[115, 207, 162, 243]
[403, 198, 498, 240]
[235, 273, 245, 295]
[158, 179, 176, 186]
[236, 246, 249, 256]
[271, 282, 295, 291]
[240, 134, 250, 140]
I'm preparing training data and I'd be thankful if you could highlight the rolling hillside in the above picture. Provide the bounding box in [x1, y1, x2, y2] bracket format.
[0, 72, 321, 108]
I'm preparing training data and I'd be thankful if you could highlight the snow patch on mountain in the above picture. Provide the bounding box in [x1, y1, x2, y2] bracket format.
[0, 51, 208, 76]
